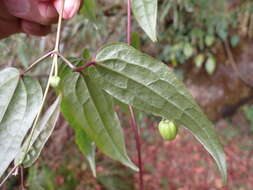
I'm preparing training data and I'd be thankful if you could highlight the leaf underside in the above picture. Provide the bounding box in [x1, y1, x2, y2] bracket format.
[15, 96, 61, 168]
[60, 71, 138, 171]
[0, 68, 42, 177]
[89, 43, 226, 182]
[132, 0, 158, 42]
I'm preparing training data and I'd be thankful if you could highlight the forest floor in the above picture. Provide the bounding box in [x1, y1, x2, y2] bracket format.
[4, 111, 252, 190]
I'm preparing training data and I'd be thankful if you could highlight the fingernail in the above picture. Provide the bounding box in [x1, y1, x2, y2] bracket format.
[5, 0, 30, 15]
[63, 0, 81, 19]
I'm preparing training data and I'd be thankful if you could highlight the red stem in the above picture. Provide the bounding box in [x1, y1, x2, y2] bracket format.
[127, 0, 132, 45]
[129, 106, 144, 190]
[74, 61, 96, 72]
[127, 0, 144, 189]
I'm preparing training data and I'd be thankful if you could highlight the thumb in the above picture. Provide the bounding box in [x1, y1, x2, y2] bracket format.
[53, 0, 82, 19]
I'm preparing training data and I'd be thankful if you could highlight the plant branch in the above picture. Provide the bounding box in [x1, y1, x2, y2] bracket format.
[55, 52, 96, 72]
[127, 0, 132, 45]
[0, 165, 19, 187]
[129, 105, 144, 189]
[224, 41, 253, 88]
[21, 59, 56, 163]
[53, 0, 65, 76]
[23, 50, 54, 74]
[55, 52, 76, 70]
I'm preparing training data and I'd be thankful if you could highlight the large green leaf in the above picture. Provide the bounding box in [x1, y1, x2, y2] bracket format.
[0, 68, 43, 177]
[19, 77, 43, 148]
[0, 68, 20, 122]
[60, 72, 138, 171]
[89, 43, 226, 181]
[132, 0, 158, 42]
[0, 76, 27, 177]
[15, 96, 61, 168]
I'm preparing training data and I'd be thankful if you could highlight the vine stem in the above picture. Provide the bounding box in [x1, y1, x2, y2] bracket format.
[127, 0, 144, 190]
[22, 0, 65, 161]
[23, 50, 55, 74]
[0, 166, 19, 187]
[0, 1, 66, 186]
[53, 0, 65, 76]
[21, 58, 56, 162]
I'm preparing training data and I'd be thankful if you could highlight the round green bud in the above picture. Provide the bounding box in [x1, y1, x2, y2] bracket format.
[158, 120, 178, 141]
[49, 76, 61, 88]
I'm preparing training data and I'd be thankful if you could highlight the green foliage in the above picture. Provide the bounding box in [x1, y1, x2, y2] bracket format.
[243, 105, 253, 133]
[89, 42, 226, 181]
[74, 127, 96, 177]
[60, 71, 137, 171]
[80, 0, 97, 22]
[0, 68, 42, 177]
[15, 96, 61, 168]
[27, 166, 77, 190]
[132, 0, 158, 41]
[0, 0, 229, 186]
[194, 54, 205, 68]
[205, 55, 216, 75]
[158, 0, 242, 67]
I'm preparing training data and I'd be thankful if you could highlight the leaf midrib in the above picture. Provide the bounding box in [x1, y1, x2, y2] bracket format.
[95, 62, 219, 155]
[96, 46, 196, 105]
[78, 74, 129, 162]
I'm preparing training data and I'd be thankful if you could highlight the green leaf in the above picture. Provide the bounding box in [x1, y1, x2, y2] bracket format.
[205, 55, 216, 75]
[81, 0, 96, 22]
[132, 0, 158, 42]
[205, 35, 215, 47]
[60, 72, 138, 171]
[75, 127, 96, 177]
[230, 35, 240, 48]
[82, 48, 92, 60]
[0, 68, 42, 177]
[131, 32, 141, 50]
[194, 54, 205, 68]
[91, 43, 227, 182]
[60, 77, 96, 177]
[15, 96, 61, 168]
[183, 43, 194, 58]
[0, 74, 27, 177]
[0, 68, 20, 122]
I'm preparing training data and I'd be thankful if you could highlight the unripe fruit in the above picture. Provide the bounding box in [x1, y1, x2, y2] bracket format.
[158, 120, 178, 141]
[49, 76, 61, 88]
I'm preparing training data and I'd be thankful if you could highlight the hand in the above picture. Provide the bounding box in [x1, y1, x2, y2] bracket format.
[0, 0, 82, 39]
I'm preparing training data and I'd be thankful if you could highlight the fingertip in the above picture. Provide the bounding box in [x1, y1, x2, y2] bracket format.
[54, 0, 82, 19]
[38, 2, 58, 20]
[21, 20, 51, 36]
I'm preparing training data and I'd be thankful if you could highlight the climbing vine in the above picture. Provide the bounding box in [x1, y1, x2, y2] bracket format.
[0, 0, 227, 189]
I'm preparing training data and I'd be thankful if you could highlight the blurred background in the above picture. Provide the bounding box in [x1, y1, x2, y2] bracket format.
[1, 0, 253, 189]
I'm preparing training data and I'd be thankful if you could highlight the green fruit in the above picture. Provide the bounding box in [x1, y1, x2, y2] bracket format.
[49, 76, 61, 88]
[158, 120, 178, 141]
